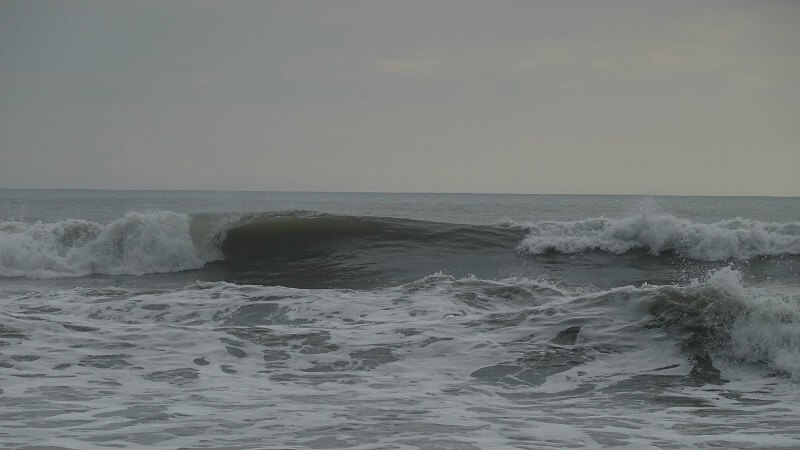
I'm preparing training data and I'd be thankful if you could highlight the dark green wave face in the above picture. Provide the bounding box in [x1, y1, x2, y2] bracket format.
[191, 212, 800, 290]
[210, 213, 526, 288]
[219, 213, 524, 256]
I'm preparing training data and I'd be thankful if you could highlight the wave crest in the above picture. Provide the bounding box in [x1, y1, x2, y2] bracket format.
[647, 267, 800, 378]
[0, 211, 214, 278]
[516, 212, 800, 260]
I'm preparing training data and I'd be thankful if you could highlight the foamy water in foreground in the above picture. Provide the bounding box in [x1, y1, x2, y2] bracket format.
[1, 190, 799, 448]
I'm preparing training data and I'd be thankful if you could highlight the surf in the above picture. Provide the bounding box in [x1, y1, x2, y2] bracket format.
[0, 211, 213, 278]
[514, 210, 800, 260]
[2, 208, 799, 280]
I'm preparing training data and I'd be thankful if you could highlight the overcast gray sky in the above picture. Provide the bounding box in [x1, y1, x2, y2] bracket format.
[1, 0, 798, 195]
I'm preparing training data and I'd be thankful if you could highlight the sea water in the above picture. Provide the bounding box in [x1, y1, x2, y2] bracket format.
[1, 190, 799, 449]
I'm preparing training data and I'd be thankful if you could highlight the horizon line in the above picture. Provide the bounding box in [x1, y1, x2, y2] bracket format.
[0, 187, 797, 199]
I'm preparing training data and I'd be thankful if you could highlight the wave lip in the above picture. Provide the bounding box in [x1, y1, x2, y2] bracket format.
[0, 211, 213, 278]
[516, 212, 800, 261]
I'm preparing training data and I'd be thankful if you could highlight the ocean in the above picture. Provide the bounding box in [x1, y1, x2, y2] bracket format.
[1, 189, 799, 449]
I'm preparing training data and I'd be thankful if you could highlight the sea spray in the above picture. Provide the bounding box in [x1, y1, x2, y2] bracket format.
[0, 211, 213, 277]
[642, 266, 800, 378]
[703, 267, 800, 377]
[515, 211, 800, 260]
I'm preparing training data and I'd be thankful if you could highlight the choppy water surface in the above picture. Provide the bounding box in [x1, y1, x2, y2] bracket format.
[1, 190, 799, 449]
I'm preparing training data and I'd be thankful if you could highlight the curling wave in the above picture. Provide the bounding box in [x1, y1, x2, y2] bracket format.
[218, 212, 521, 261]
[515, 211, 800, 260]
[0, 211, 522, 278]
[415, 269, 800, 378]
[618, 267, 800, 378]
[3, 209, 799, 279]
[673, 268, 800, 378]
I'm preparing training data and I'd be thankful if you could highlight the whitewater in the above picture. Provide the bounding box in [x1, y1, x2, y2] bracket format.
[1, 190, 799, 449]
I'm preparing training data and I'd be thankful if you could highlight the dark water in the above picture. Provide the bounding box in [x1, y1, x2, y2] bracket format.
[1, 190, 799, 448]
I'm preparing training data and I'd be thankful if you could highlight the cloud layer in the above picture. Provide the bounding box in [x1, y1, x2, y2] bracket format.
[1, 1, 798, 195]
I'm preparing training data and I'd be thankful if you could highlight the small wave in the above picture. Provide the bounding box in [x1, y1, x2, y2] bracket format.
[644, 267, 800, 378]
[428, 268, 800, 379]
[396, 270, 800, 379]
[0, 211, 216, 278]
[515, 211, 800, 260]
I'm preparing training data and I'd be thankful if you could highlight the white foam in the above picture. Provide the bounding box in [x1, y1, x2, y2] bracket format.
[0, 211, 216, 278]
[704, 267, 800, 377]
[626, 266, 800, 379]
[515, 211, 800, 260]
[3, 272, 799, 448]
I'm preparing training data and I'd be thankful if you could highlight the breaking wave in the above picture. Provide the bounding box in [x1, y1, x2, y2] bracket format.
[2, 209, 799, 278]
[515, 211, 800, 260]
[0, 211, 522, 278]
[408, 268, 800, 378]
[0, 211, 216, 278]
[625, 267, 800, 378]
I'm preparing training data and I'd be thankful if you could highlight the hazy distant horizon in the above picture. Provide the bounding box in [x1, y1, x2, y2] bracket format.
[0, 186, 797, 199]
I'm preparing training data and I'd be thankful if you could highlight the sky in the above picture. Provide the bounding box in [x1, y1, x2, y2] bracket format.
[0, 0, 798, 196]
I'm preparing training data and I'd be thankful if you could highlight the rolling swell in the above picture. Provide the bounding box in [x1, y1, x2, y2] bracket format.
[219, 213, 523, 260]
[214, 213, 525, 287]
[3, 209, 799, 282]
